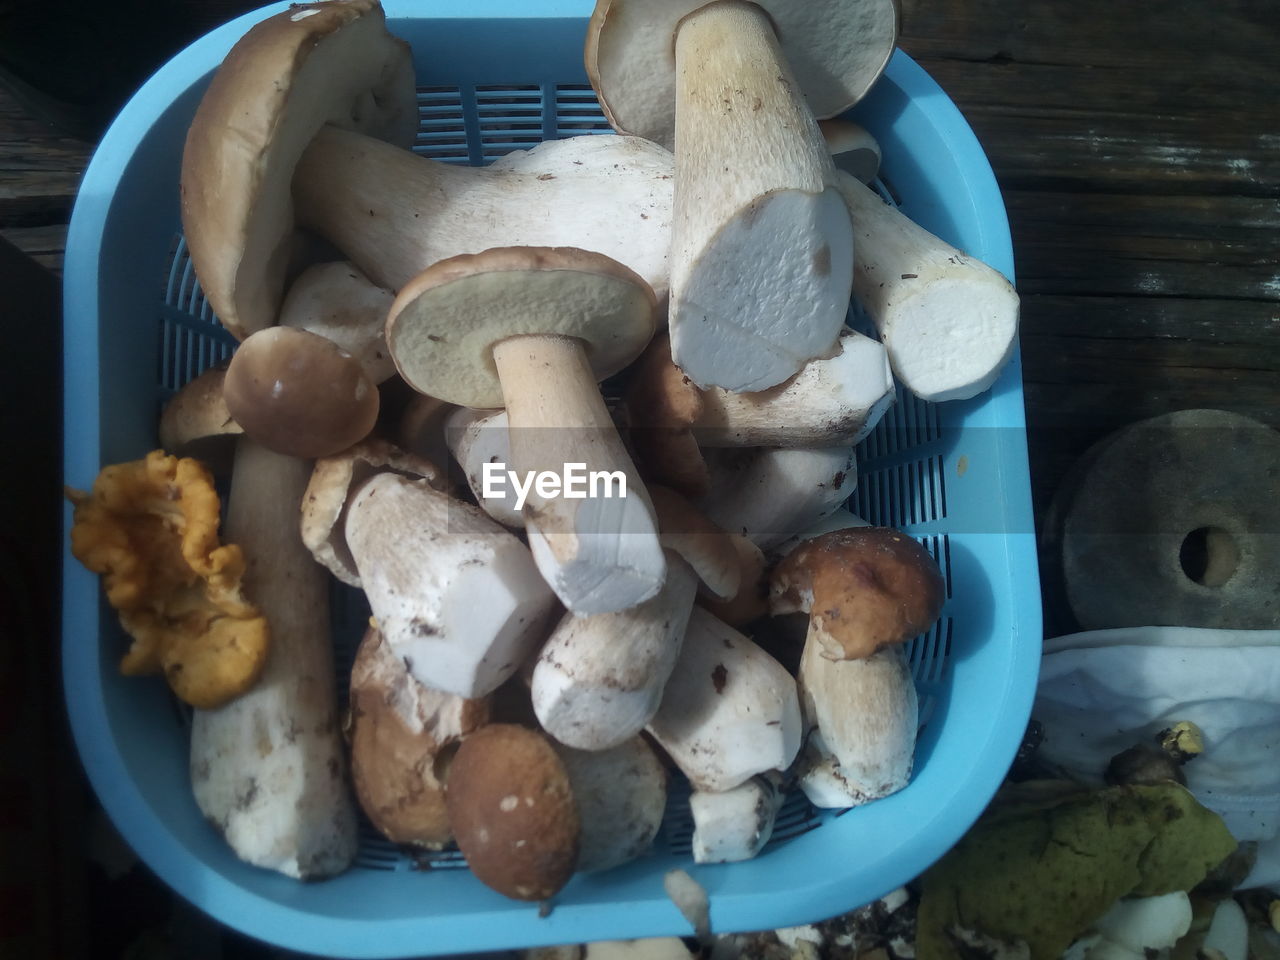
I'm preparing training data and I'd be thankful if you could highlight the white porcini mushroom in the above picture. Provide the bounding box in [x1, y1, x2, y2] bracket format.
[794, 643, 919, 806]
[819, 118, 882, 183]
[771, 526, 945, 806]
[182, 1, 674, 341]
[189, 439, 356, 878]
[629, 329, 894, 450]
[445, 408, 523, 528]
[387, 247, 665, 616]
[646, 606, 801, 792]
[700, 446, 857, 548]
[300, 439, 443, 587]
[344, 471, 558, 698]
[279, 261, 396, 382]
[830, 170, 1020, 401]
[689, 771, 785, 864]
[553, 737, 668, 874]
[586, 0, 897, 391]
[532, 487, 739, 751]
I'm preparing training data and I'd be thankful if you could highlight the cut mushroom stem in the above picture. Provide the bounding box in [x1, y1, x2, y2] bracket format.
[388, 248, 665, 615]
[646, 606, 801, 792]
[445, 407, 523, 528]
[532, 487, 739, 751]
[831, 169, 1020, 401]
[667, 1, 853, 391]
[189, 438, 356, 879]
[343, 471, 558, 698]
[700, 446, 857, 548]
[689, 772, 784, 864]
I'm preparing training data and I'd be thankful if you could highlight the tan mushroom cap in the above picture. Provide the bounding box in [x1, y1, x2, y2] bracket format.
[301, 439, 443, 587]
[156, 366, 241, 453]
[445, 723, 580, 902]
[224, 326, 381, 459]
[770, 527, 944, 660]
[349, 627, 489, 849]
[648, 485, 739, 600]
[180, 0, 417, 340]
[386, 247, 658, 408]
[585, 0, 898, 150]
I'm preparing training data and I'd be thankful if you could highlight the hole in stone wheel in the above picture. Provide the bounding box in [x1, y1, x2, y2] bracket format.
[1179, 526, 1239, 587]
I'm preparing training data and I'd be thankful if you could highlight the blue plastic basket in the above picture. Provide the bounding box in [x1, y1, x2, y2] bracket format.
[62, 2, 1042, 956]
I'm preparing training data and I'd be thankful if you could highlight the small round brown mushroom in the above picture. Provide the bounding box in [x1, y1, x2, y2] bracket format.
[770, 527, 944, 660]
[445, 723, 579, 902]
[223, 326, 379, 459]
[349, 627, 489, 849]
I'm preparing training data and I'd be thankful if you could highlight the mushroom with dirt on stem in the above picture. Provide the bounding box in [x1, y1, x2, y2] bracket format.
[387, 247, 666, 616]
[645, 605, 802, 792]
[306, 444, 557, 699]
[530, 486, 740, 751]
[770, 525, 944, 807]
[689, 771, 785, 864]
[586, 0, 897, 392]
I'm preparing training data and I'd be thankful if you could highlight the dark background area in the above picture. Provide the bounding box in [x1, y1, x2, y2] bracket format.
[1, 0, 1277, 956]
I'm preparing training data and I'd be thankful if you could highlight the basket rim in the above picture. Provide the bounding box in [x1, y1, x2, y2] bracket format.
[60, 2, 1042, 955]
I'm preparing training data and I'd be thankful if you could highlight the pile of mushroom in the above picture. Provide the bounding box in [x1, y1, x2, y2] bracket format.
[111, 0, 1016, 898]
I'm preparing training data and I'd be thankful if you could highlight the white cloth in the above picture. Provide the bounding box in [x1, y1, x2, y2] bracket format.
[1033, 627, 1280, 890]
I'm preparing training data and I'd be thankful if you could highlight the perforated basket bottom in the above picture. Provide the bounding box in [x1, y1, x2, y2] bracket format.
[158, 81, 958, 875]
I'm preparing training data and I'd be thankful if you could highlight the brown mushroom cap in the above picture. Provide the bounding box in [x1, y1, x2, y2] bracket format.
[157, 364, 244, 475]
[770, 527, 944, 660]
[445, 723, 580, 901]
[349, 627, 489, 849]
[386, 246, 657, 408]
[223, 326, 380, 459]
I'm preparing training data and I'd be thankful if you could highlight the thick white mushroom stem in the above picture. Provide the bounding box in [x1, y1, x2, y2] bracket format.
[493, 335, 666, 616]
[189, 438, 357, 879]
[689, 772, 785, 864]
[669, 0, 853, 392]
[693, 330, 894, 447]
[646, 607, 801, 792]
[292, 127, 674, 299]
[343, 472, 557, 698]
[701, 446, 857, 548]
[445, 408, 523, 529]
[532, 551, 698, 751]
[796, 640, 918, 807]
[833, 170, 1020, 401]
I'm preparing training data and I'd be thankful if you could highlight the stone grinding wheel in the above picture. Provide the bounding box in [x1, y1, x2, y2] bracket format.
[1047, 409, 1280, 630]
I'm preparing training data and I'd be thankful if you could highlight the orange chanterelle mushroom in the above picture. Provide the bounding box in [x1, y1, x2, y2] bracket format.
[67, 449, 268, 708]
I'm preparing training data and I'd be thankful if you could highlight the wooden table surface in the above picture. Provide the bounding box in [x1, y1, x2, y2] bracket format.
[2, 1, 1277, 953]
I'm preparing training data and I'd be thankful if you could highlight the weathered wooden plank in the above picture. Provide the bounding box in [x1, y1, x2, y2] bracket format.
[899, 0, 1278, 75]
[0, 223, 67, 274]
[0, 87, 90, 227]
[1001, 191, 1280, 300]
